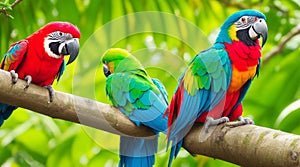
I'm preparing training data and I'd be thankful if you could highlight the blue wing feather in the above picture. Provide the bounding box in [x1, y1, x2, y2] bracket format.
[1, 41, 28, 71]
[0, 103, 18, 126]
[106, 71, 168, 167]
[119, 135, 157, 167]
[167, 47, 232, 166]
[56, 60, 66, 82]
[0, 41, 28, 127]
[151, 78, 168, 105]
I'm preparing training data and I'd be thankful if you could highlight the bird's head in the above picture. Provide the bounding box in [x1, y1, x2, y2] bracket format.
[216, 10, 268, 47]
[101, 48, 144, 77]
[32, 21, 81, 65]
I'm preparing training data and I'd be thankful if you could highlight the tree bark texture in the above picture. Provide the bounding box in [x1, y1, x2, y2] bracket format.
[0, 69, 299, 167]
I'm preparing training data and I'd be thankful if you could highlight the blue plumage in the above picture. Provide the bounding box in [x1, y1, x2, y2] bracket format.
[104, 56, 168, 167]
[56, 59, 66, 82]
[166, 9, 267, 167]
[119, 135, 157, 167]
[0, 42, 25, 127]
[0, 103, 17, 126]
[116, 80, 168, 167]
[166, 47, 232, 167]
[216, 10, 266, 44]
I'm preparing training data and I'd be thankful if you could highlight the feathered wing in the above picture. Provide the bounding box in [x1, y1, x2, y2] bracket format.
[166, 48, 232, 166]
[106, 71, 168, 167]
[1, 40, 28, 71]
[0, 41, 28, 126]
[55, 59, 66, 82]
[151, 78, 168, 105]
[0, 105, 17, 126]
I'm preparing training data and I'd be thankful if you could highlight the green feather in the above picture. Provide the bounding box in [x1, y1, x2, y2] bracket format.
[102, 48, 144, 73]
[196, 75, 205, 89]
[202, 75, 211, 90]
[129, 88, 144, 103]
[103, 48, 163, 113]
[183, 48, 231, 94]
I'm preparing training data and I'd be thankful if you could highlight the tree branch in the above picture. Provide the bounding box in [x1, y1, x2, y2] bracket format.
[0, 69, 155, 137]
[264, 23, 300, 64]
[0, 69, 299, 167]
[10, 0, 23, 8]
[0, 0, 23, 18]
[184, 124, 300, 167]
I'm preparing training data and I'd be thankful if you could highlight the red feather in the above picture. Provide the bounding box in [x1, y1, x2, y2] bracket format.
[165, 81, 242, 133]
[1, 22, 80, 86]
[195, 90, 242, 122]
[165, 81, 184, 136]
[225, 41, 261, 71]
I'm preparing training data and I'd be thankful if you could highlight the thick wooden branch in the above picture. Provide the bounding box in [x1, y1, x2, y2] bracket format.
[184, 124, 300, 167]
[0, 69, 299, 167]
[0, 69, 155, 137]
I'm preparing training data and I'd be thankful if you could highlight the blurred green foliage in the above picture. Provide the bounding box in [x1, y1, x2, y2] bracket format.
[1, 0, 300, 166]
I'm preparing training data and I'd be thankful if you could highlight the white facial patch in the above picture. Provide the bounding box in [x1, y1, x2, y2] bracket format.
[235, 16, 256, 31]
[44, 37, 62, 59]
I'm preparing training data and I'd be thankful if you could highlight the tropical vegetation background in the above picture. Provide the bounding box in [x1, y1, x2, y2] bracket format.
[1, 0, 300, 166]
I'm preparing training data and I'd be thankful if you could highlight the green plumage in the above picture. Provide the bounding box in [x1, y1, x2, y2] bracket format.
[102, 48, 160, 115]
[102, 48, 169, 167]
[183, 48, 231, 95]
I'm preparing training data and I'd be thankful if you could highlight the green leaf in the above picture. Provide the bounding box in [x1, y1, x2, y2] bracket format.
[275, 99, 300, 128]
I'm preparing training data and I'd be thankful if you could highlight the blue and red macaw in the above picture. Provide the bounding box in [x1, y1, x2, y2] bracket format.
[0, 22, 80, 126]
[165, 10, 268, 166]
[102, 48, 168, 167]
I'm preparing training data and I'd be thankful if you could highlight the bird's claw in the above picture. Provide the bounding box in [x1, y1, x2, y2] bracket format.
[204, 116, 230, 133]
[24, 75, 32, 89]
[10, 70, 18, 84]
[44, 85, 55, 103]
[226, 116, 254, 127]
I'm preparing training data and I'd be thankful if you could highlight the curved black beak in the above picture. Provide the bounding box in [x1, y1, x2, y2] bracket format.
[103, 64, 111, 77]
[250, 19, 268, 47]
[60, 38, 80, 65]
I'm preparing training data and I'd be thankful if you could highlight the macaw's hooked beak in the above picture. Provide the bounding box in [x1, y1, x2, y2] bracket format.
[249, 18, 268, 47]
[103, 64, 111, 77]
[60, 38, 80, 65]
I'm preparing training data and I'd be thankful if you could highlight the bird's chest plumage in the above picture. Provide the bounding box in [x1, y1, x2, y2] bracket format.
[224, 41, 261, 93]
[16, 47, 63, 86]
[228, 64, 257, 92]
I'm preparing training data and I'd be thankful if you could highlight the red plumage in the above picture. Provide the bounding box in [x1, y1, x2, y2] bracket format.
[1, 22, 80, 86]
[165, 81, 184, 136]
[165, 10, 267, 167]
[167, 40, 261, 127]
[224, 40, 261, 71]
[195, 91, 242, 122]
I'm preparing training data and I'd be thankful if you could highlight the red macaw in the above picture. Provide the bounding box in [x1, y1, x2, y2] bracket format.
[165, 10, 268, 166]
[0, 21, 80, 126]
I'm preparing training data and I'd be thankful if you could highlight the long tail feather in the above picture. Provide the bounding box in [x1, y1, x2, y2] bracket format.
[168, 139, 183, 167]
[167, 88, 204, 166]
[119, 135, 158, 167]
[0, 102, 17, 126]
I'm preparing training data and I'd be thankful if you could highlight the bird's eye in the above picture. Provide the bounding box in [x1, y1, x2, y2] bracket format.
[241, 17, 247, 23]
[241, 17, 247, 24]
[59, 32, 63, 36]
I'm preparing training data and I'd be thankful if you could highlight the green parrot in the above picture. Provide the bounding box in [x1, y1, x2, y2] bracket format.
[102, 48, 168, 167]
